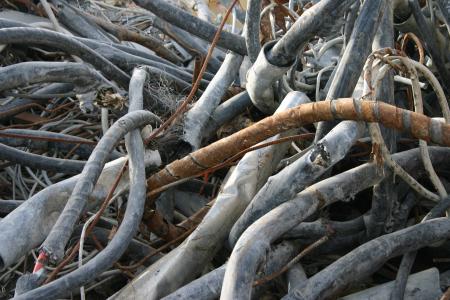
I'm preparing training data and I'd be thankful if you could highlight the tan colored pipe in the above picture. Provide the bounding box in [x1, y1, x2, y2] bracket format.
[147, 98, 449, 194]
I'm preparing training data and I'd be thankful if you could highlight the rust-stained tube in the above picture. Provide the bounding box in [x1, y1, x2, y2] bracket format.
[147, 98, 450, 195]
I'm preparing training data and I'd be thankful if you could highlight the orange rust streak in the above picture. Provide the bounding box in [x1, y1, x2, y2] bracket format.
[147, 99, 450, 198]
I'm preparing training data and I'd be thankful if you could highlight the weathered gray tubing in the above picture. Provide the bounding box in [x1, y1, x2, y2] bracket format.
[54, 0, 114, 42]
[393, 1, 450, 63]
[340, 268, 442, 300]
[164, 266, 226, 300]
[14, 67, 152, 300]
[183, 52, 243, 149]
[268, 0, 354, 67]
[245, 0, 354, 114]
[0, 200, 24, 215]
[246, 41, 294, 114]
[243, 0, 262, 63]
[151, 16, 222, 73]
[305, 232, 366, 256]
[409, 0, 450, 92]
[284, 224, 449, 300]
[287, 263, 308, 293]
[41, 110, 161, 262]
[0, 28, 130, 89]
[393, 0, 411, 22]
[367, 0, 397, 239]
[0, 17, 178, 69]
[221, 147, 450, 300]
[0, 18, 208, 91]
[343, 2, 361, 47]
[0, 153, 161, 271]
[110, 91, 309, 300]
[133, 0, 247, 55]
[0, 142, 86, 174]
[76, 38, 210, 90]
[72, 226, 162, 265]
[436, 0, 450, 31]
[314, 0, 386, 141]
[390, 250, 417, 300]
[0, 62, 109, 92]
[162, 241, 300, 300]
[228, 121, 365, 247]
[283, 216, 365, 240]
[203, 91, 252, 141]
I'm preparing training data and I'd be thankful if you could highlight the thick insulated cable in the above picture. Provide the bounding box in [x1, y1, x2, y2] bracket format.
[367, 1, 397, 239]
[314, 0, 386, 141]
[146, 98, 450, 199]
[244, 0, 262, 62]
[112, 91, 309, 300]
[0, 28, 130, 89]
[203, 91, 252, 141]
[436, 0, 450, 34]
[0, 19, 168, 111]
[40, 109, 160, 263]
[267, 0, 354, 67]
[283, 216, 365, 240]
[221, 147, 450, 300]
[0, 129, 122, 160]
[182, 52, 243, 149]
[0, 17, 181, 70]
[228, 121, 365, 247]
[284, 218, 450, 300]
[150, 16, 222, 72]
[0, 62, 110, 92]
[77, 10, 183, 65]
[0, 18, 185, 73]
[15, 68, 152, 300]
[0, 143, 85, 174]
[0, 153, 161, 271]
[162, 241, 301, 300]
[53, 0, 114, 42]
[0, 200, 23, 215]
[246, 0, 354, 113]
[132, 0, 247, 55]
[0, 18, 205, 89]
[343, 1, 361, 46]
